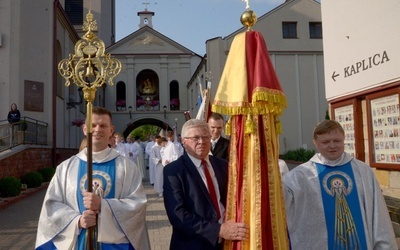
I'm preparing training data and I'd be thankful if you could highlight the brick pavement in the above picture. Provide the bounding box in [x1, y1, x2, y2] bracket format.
[0, 181, 172, 250]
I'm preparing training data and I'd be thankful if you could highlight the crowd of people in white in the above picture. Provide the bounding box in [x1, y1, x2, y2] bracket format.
[112, 131, 184, 197]
[110, 117, 290, 199]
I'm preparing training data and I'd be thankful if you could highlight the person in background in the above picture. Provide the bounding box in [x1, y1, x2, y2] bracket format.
[208, 113, 229, 160]
[125, 136, 140, 175]
[146, 135, 157, 185]
[35, 106, 150, 249]
[162, 130, 183, 166]
[151, 135, 164, 197]
[134, 136, 146, 179]
[282, 120, 396, 249]
[114, 132, 129, 157]
[160, 136, 168, 159]
[163, 119, 249, 249]
[7, 103, 21, 124]
[7, 103, 22, 145]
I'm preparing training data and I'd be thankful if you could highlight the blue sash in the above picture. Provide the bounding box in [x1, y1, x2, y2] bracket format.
[316, 162, 367, 250]
[76, 159, 134, 250]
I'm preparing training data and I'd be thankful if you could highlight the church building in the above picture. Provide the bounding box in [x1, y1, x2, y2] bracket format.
[104, 8, 202, 137]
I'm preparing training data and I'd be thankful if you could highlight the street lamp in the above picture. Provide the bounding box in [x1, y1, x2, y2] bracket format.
[163, 105, 167, 119]
[128, 106, 132, 119]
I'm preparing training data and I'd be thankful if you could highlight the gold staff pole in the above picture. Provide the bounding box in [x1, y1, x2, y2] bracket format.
[58, 11, 121, 250]
[203, 71, 213, 121]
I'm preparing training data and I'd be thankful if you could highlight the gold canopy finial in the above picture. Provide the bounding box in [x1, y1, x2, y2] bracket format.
[240, 0, 257, 31]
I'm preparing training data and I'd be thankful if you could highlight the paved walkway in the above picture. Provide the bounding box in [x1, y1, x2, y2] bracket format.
[0, 181, 172, 250]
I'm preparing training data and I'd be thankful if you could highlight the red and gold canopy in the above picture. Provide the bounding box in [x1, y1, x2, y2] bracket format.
[212, 29, 289, 250]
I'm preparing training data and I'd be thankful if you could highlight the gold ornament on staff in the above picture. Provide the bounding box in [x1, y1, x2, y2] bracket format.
[240, 0, 257, 31]
[58, 10, 121, 250]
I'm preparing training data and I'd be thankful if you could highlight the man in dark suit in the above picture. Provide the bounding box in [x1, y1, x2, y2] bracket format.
[163, 119, 249, 250]
[208, 113, 230, 160]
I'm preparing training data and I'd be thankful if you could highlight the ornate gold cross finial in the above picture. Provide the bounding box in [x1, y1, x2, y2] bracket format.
[83, 10, 97, 32]
[58, 12, 121, 89]
[241, 0, 250, 10]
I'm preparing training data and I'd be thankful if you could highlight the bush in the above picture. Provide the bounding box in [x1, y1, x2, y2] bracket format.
[21, 172, 43, 188]
[0, 177, 21, 197]
[39, 167, 56, 182]
[281, 148, 316, 162]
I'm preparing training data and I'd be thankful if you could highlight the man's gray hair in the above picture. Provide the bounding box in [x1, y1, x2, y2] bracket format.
[181, 119, 211, 137]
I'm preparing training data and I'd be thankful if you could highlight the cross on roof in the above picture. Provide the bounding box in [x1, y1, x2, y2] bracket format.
[143, 0, 150, 10]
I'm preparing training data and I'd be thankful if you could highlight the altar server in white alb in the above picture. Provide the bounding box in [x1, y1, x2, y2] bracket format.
[282, 119, 396, 250]
[35, 106, 150, 250]
[161, 130, 184, 166]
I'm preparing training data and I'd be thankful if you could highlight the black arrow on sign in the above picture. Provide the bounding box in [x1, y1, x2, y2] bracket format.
[332, 71, 339, 81]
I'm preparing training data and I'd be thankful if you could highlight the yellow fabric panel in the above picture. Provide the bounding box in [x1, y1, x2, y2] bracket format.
[214, 32, 249, 106]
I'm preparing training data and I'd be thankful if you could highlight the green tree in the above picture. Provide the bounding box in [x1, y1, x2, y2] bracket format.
[129, 125, 159, 140]
[325, 110, 330, 120]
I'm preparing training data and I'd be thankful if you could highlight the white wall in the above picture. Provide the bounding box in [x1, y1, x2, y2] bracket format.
[322, 0, 400, 100]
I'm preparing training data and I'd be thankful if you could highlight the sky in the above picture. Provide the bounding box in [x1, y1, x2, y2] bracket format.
[115, 0, 284, 55]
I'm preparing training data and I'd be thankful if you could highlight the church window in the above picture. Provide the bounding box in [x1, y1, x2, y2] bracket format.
[116, 81, 126, 111]
[170, 81, 180, 110]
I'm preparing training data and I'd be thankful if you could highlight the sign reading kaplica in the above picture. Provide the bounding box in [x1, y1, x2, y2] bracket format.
[322, 1, 400, 101]
[343, 51, 389, 79]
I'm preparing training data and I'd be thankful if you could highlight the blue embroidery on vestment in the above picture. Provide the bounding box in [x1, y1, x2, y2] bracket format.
[316, 162, 367, 250]
[77, 159, 118, 249]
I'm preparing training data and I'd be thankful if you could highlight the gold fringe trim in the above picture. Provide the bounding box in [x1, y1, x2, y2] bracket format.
[225, 117, 232, 136]
[275, 120, 282, 134]
[245, 114, 255, 134]
[212, 88, 287, 117]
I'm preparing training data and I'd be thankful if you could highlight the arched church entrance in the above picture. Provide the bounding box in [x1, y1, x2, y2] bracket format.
[122, 118, 172, 139]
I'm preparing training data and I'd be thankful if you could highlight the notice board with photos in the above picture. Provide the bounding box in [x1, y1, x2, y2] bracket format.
[366, 88, 400, 170]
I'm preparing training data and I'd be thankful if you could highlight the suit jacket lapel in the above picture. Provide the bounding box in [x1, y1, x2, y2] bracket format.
[212, 140, 222, 155]
[213, 139, 227, 155]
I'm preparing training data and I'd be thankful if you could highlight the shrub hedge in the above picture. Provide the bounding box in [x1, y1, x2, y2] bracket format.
[39, 167, 56, 182]
[21, 171, 43, 189]
[0, 177, 21, 197]
[281, 148, 316, 162]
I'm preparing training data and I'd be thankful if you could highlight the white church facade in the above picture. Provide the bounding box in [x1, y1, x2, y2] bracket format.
[104, 9, 202, 138]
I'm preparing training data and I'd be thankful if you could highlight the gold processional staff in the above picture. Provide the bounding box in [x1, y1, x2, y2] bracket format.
[58, 10, 122, 250]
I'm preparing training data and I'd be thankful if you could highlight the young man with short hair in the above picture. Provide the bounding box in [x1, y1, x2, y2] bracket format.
[282, 120, 396, 249]
[36, 107, 150, 249]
